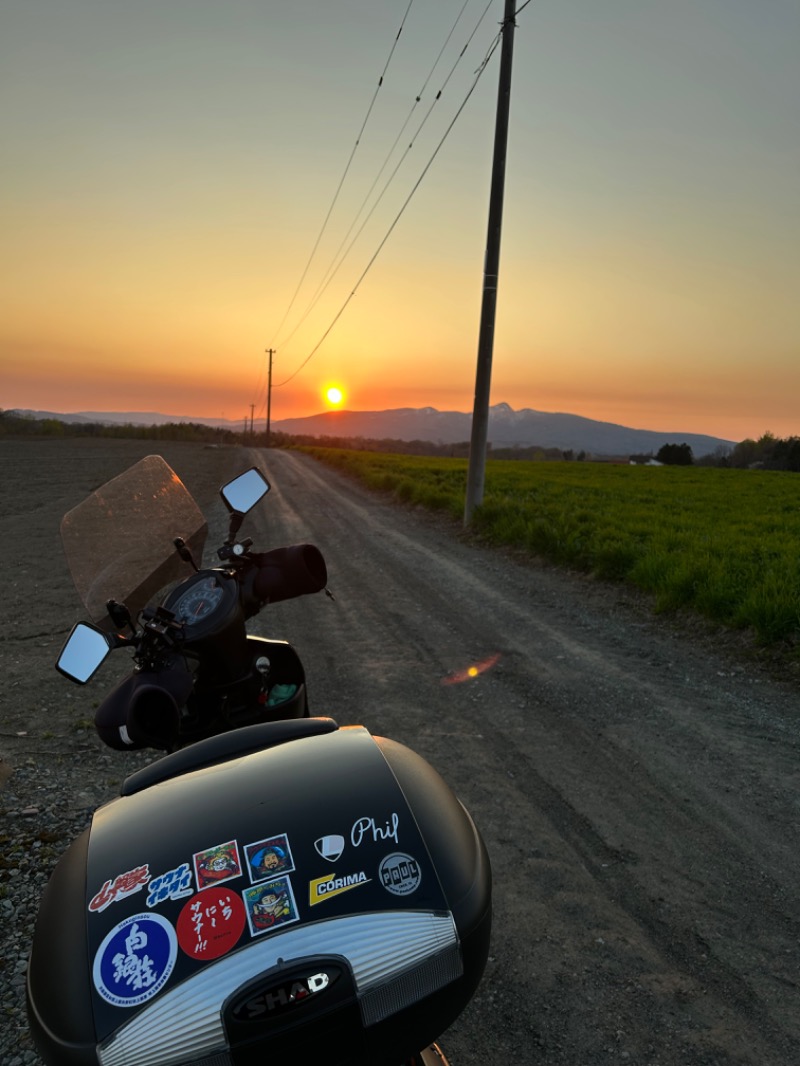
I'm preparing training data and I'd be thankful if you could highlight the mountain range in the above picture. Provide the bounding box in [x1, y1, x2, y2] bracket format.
[9, 404, 735, 458]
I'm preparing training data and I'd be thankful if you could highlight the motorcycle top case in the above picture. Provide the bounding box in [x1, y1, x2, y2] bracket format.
[27, 720, 491, 1066]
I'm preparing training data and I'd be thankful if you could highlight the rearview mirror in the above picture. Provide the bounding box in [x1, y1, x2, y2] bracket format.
[56, 622, 112, 684]
[220, 468, 270, 515]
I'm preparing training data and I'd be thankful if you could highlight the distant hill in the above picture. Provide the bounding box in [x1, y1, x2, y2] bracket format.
[8, 404, 734, 458]
[269, 403, 733, 457]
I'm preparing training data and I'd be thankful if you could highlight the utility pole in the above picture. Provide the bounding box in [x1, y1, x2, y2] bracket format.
[249, 404, 255, 438]
[265, 348, 274, 445]
[464, 0, 517, 526]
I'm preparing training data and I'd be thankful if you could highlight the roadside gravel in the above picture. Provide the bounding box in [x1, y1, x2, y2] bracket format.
[2, 439, 799, 1066]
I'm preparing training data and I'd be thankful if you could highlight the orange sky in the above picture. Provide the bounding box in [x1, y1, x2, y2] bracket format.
[2, 2, 799, 444]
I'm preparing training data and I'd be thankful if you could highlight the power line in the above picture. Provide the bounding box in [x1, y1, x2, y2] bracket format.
[274, 22, 505, 389]
[275, 0, 495, 357]
[268, 1, 416, 354]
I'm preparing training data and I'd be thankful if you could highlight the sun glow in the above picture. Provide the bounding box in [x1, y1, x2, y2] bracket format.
[325, 385, 344, 407]
[441, 653, 502, 686]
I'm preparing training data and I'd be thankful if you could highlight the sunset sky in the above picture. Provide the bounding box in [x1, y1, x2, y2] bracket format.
[2, 0, 799, 443]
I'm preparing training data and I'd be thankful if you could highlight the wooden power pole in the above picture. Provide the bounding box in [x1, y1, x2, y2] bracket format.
[265, 348, 274, 445]
[464, 0, 517, 526]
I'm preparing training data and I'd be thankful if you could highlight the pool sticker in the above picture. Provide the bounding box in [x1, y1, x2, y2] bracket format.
[244, 833, 295, 883]
[89, 865, 150, 913]
[146, 862, 194, 908]
[378, 853, 421, 897]
[243, 876, 299, 936]
[177, 889, 246, 960]
[93, 912, 177, 1008]
[193, 840, 242, 891]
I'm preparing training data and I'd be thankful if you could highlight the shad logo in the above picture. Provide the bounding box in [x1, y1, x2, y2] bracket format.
[230, 968, 339, 1021]
[308, 870, 370, 906]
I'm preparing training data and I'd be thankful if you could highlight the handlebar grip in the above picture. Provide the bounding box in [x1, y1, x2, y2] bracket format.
[253, 544, 327, 604]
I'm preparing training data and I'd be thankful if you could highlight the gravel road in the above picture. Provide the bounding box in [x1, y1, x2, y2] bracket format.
[1, 439, 798, 1066]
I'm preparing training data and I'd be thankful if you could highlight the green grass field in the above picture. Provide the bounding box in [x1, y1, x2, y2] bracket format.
[300, 447, 800, 647]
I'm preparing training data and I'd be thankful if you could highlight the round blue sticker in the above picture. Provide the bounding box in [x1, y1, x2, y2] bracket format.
[93, 912, 178, 1008]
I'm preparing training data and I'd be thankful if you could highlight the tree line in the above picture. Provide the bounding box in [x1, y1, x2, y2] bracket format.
[0, 410, 239, 444]
[3, 411, 798, 472]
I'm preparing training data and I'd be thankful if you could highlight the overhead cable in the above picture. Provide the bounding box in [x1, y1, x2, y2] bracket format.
[274, 22, 505, 389]
[277, 0, 494, 355]
[268, 1, 415, 354]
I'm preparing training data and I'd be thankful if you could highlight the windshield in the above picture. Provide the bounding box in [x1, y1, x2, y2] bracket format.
[60, 455, 208, 625]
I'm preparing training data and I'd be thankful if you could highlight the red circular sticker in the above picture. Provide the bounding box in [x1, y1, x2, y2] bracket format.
[177, 890, 246, 961]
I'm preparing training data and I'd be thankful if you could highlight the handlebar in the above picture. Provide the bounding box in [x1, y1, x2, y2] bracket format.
[252, 544, 328, 604]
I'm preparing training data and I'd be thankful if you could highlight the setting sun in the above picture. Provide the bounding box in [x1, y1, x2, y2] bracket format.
[325, 386, 344, 407]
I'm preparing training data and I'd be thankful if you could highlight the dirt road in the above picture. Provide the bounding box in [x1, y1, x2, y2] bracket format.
[2, 439, 799, 1065]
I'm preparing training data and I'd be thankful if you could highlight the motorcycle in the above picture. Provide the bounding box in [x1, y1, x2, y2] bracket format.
[53, 455, 329, 752]
[26, 455, 492, 1066]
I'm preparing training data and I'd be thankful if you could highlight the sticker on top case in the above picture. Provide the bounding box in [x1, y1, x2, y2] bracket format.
[193, 840, 242, 891]
[176, 890, 246, 960]
[378, 852, 421, 896]
[314, 834, 345, 862]
[93, 912, 177, 1008]
[89, 865, 150, 913]
[244, 833, 295, 883]
[243, 876, 299, 936]
[146, 862, 194, 908]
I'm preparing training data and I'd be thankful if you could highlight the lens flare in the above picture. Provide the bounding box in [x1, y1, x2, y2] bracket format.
[441, 653, 501, 686]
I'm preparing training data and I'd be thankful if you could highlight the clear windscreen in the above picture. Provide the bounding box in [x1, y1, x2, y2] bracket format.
[60, 455, 208, 626]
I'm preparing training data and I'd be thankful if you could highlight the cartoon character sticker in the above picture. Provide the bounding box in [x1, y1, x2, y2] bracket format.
[176, 890, 246, 960]
[243, 877, 299, 936]
[193, 840, 242, 891]
[93, 913, 177, 1008]
[244, 834, 295, 884]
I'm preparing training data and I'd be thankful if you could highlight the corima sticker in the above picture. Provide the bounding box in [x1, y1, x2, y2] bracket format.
[309, 870, 370, 906]
[93, 913, 178, 1008]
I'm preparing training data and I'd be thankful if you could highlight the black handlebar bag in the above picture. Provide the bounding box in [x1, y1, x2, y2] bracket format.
[26, 719, 491, 1066]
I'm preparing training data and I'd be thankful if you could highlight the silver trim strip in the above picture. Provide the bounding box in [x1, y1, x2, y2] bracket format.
[98, 910, 458, 1066]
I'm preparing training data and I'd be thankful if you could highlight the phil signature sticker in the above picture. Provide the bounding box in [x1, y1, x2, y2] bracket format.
[351, 813, 400, 848]
[378, 853, 421, 897]
[193, 840, 242, 891]
[244, 833, 295, 884]
[89, 865, 150, 913]
[176, 890, 246, 960]
[93, 913, 177, 1008]
[243, 876, 299, 936]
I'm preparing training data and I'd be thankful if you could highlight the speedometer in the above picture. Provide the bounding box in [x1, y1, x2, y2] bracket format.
[172, 576, 225, 623]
